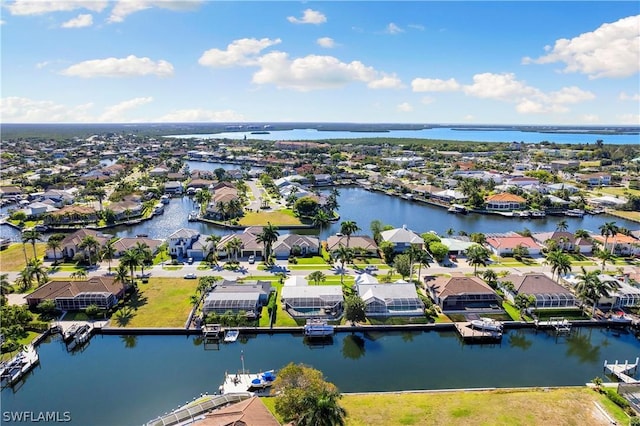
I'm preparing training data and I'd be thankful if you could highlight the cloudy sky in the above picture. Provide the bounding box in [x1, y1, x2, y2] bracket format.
[1, 1, 639, 125]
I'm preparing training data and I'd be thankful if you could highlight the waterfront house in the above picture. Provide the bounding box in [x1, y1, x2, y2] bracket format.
[202, 280, 273, 315]
[167, 228, 200, 259]
[44, 204, 98, 226]
[218, 230, 264, 259]
[192, 396, 280, 426]
[109, 200, 143, 221]
[531, 231, 593, 254]
[21, 201, 58, 218]
[485, 193, 527, 211]
[564, 274, 640, 309]
[592, 234, 640, 257]
[588, 195, 628, 209]
[356, 282, 424, 317]
[40, 188, 76, 207]
[485, 236, 542, 257]
[504, 176, 540, 187]
[272, 234, 320, 259]
[576, 173, 611, 187]
[439, 237, 478, 256]
[164, 181, 183, 195]
[427, 274, 500, 311]
[46, 229, 111, 261]
[500, 273, 576, 308]
[0, 185, 23, 198]
[281, 279, 343, 319]
[355, 273, 379, 285]
[380, 225, 424, 253]
[112, 237, 162, 258]
[25, 276, 123, 311]
[326, 235, 379, 257]
[432, 189, 468, 204]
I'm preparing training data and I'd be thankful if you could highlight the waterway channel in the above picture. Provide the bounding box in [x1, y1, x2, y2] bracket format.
[2, 327, 640, 425]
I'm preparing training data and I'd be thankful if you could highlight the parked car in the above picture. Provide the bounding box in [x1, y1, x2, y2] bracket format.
[187, 257, 194, 265]
[184, 273, 197, 279]
[248, 255, 255, 264]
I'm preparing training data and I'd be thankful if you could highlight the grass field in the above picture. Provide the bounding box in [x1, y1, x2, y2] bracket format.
[298, 387, 628, 426]
[609, 210, 640, 222]
[0, 243, 47, 271]
[110, 278, 199, 328]
[238, 209, 304, 226]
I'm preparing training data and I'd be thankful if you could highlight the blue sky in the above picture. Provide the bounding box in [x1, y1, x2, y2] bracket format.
[1, 1, 639, 125]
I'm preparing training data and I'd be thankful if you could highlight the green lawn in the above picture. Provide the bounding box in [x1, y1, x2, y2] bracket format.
[110, 278, 199, 328]
[294, 256, 330, 265]
[61, 311, 90, 321]
[239, 209, 304, 226]
[503, 302, 523, 321]
[534, 308, 588, 321]
[0, 243, 47, 271]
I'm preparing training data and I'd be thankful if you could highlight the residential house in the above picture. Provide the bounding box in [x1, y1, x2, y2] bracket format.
[326, 235, 379, 256]
[192, 396, 280, 426]
[46, 229, 111, 260]
[272, 234, 320, 259]
[485, 193, 527, 211]
[25, 276, 123, 311]
[164, 181, 183, 195]
[112, 237, 163, 257]
[504, 176, 540, 187]
[592, 234, 640, 257]
[485, 235, 542, 257]
[427, 274, 500, 310]
[379, 225, 423, 253]
[0, 186, 23, 198]
[356, 282, 424, 316]
[280, 278, 343, 319]
[202, 280, 273, 315]
[531, 231, 593, 254]
[218, 230, 264, 259]
[44, 204, 98, 226]
[500, 273, 576, 308]
[576, 173, 611, 187]
[167, 228, 200, 259]
[109, 200, 143, 221]
[564, 274, 640, 309]
[149, 166, 169, 177]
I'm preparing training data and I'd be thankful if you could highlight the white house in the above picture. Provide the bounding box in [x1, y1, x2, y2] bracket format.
[167, 228, 200, 259]
[380, 225, 423, 253]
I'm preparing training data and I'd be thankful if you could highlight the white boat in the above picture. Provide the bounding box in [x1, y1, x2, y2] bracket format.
[218, 370, 276, 395]
[188, 211, 199, 221]
[530, 210, 546, 218]
[160, 195, 170, 204]
[470, 318, 503, 332]
[224, 329, 240, 343]
[448, 204, 468, 214]
[304, 319, 334, 337]
[1, 346, 39, 387]
[565, 209, 585, 217]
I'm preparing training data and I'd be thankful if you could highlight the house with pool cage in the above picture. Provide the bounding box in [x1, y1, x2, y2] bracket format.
[202, 280, 273, 317]
[500, 273, 576, 308]
[280, 277, 343, 319]
[356, 282, 424, 317]
[25, 276, 123, 310]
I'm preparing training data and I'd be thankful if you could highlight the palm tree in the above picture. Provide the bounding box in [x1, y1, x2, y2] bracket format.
[120, 248, 143, 286]
[482, 269, 498, 288]
[334, 244, 353, 285]
[206, 234, 222, 265]
[22, 229, 42, 260]
[70, 269, 88, 281]
[312, 209, 331, 231]
[79, 235, 100, 268]
[225, 237, 243, 263]
[543, 249, 572, 282]
[15, 269, 33, 292]
[93, 187, 107, 211]
[1, 273, 12, 300]
[574, 229, 591, 240]
[574, 267, 613, 317]
[406, 245, 427, 282]
[256, 222, 279, 265]
[134, 242, 153, 276]
[599, 221, 619, 255]
[340, 220, 360, 248]
[595, 249, 614, 271]
[465, 244, 491, 276]
[370, 220, 384, 244]
[308, 271, 326, 285]
[194, 189, 212, 214]
[26, 258, 48, 287]
[114, 263, 130, 299]
[297, 391, 347, 426]
[101, 240, 116, 274]
[46, 237, 62, 265]
[556, 220, 568, 232]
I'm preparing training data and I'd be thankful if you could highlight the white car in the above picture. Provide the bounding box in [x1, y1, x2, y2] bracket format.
[248, 255, 255, 264]
[184, 273, 197, 279]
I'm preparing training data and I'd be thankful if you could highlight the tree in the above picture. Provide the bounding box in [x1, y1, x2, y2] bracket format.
[470, 233, 487, 245]
[206, 234, 222, 265]
[101, 240, 116, 273]
[312, 209, 331, 231]
[378, 241, 395, 264]
[1, 273, 11, 305]
[344, 295, 366, 325]
[512, 244, 529, 260]
[340, 220, 360, 248]
[543, 249, 572, 282]
[574, 267, 613, 317]
[466, 244, 491, 275]
[194, 189, 212, 214]
[405, 245, 427, 282]
[256, 222, 279, 265]
[574, 229, 591, 240]
[556, 220, 569, 232]
[22, 229, 42, 260]
[428, 242, 449, 263]
[46, 237, 62, 265]
[120, 248, 143, 286]
[297, 391, 347, 426]
[114, 263, 130, 300]
[334, 245, 353, 284]
[599, 221, 619, 254]
[134, 242, 153, 276]
[26, 258, 48, 287]
[370, 220, 384, 244]
[393, 253, 412, 280]
[308, 271, 326, 286]
[273, 363, 342, 425]
[79, 235, 100, 268]
[514, 293, 536, 314]
[482, 269, 499, 289]
[225, 237, 243, 263]
[595, 249, 614, 271]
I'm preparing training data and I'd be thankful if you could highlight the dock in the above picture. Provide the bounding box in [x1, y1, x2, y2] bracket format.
[218, 370, 276, 396]
[604, 358, 640, 384]
[202, 323, 222, 338]
[454, 322, 502, 341]
[0, 345, 39, 388]
[534, 317, 572, 333]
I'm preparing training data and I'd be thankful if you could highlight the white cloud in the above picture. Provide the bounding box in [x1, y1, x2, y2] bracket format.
[108, 0, 202, 23]
[0, 20, 5, 25]
[408, 24, 425, 31]
[618, 114, 640, 125]
[155, 109, 245, 122]
[253, 52, 388, 91]
[385, 23, 404, 34]
[6, 0, 107, 15]
[61, 55, 174, 78]
[317, 37, 335, 48]
[199, 38, 281, 68]
[412, 78, 460, 92]
[581, 114, 600, 124]
[420, 96, 435, 105]
[61, 13, 93, 28]
[36, 61, 50, 69]
[0, 96, 94, 122]
[99, 97, 153, 122]
[397, 102, 413, 112]
[619, 92, 640, 101]
[464, 72, 538, 100]
[523, 15, 640, 79]
[368, 74, 403, 89]
[287, 9, 326, 25]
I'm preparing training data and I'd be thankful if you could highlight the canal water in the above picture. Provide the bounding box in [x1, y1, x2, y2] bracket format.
[1, 186, 637, 242]
[1, 328, 639, 425]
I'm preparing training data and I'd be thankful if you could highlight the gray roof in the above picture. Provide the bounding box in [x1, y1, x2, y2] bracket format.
[380, 227, 422, 244]
[281, 286, 343, 300]
[357, 283, 420, 302]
